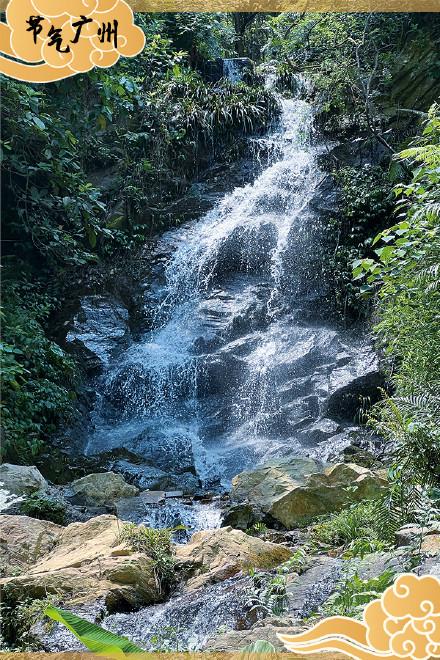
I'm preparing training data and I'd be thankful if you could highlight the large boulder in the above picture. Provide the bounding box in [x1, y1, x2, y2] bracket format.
[175, 526, 292, 590]
[0, 515, 62, 577]
[0, 515, 160, 610]
[231, 457, 320, 520]
[69, 472, 138, 506]
[0, 463, 48, 498]
[231, 462, 388, 529]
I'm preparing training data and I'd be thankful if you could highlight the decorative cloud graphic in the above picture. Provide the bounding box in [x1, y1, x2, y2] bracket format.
[0, 0, 145, 82]
[278, 574, 440, 660]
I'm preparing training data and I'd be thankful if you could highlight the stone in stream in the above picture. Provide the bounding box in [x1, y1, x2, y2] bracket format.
[205, 617, 306, 651]
[68, 472, 138, 506]
[231, 461, 388, 529]
[286, 556, 343, 618]
[175, 526, 293, 590]
[0, 515, 162, 610]
[0, 463, 48, 498]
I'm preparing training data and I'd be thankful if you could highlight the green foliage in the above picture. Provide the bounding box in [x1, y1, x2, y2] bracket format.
[267, 14, 437, 136]
[1, 596, 58, 651]
[277, 548, 308, 574]
[44, 606, 144, 656]
[20, 494, 67, 526]
[118, 522, 175, 594]
[325, 165, 393, 318]
[354, 105, 440, 528]
[312, 501, 390, 558]
[240, 640, 277, 655]
[323, 570, 395, 618]
[1, 277, 78, 462]
[246, 522, 269, 536]
[246, 551, 307, 618]
[247, 570, 288, 617]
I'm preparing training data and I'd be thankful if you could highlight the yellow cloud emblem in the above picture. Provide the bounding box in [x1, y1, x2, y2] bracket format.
[0, 0, 145, 83]
[278, 574, 440, 660]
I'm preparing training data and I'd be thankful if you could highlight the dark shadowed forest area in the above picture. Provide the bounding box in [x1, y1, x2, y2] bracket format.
[1, 10, 440, 654]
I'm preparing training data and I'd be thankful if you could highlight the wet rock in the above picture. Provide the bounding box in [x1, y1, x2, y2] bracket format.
[1, 515, 161, 610]
[222, 502, 260, 530]
[69, 472, 138, 506]
[0, 464, 48, 498]
[30, 601, 106, 652]
[175, 526, 292, 590]
[297, 418, 341, 443]
[324, 347, 384, 421]
[110, 460, 200, 494]
[0, 515, 62, 577]
[205, 617, 305, 651]
[354, 550, 407, 580]
[286, 556, 343, 618]
[126, 429, 196, 475]
[232, 462, 388, 529]
[66, 295, 130, 366]
[104, 576, 254, 652]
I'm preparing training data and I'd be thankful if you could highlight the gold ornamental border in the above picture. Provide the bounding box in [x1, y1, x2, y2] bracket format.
[0, 0, 439, 11]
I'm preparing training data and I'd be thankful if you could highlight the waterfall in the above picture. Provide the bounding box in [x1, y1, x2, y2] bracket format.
[82, 83, 372, 534]
[222, 58, 243, 83]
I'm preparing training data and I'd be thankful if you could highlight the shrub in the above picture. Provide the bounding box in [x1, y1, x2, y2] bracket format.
[354, 104, 440, 530]
[312, 501, 390, 557]
[20, 494, 67, 526]
[323, 570, 395, 618]
[1, 278, 79, 463]
[118, 523, 175, 594]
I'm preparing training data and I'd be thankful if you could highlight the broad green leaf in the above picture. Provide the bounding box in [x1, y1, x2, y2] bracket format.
[44, 606, 144, 657]
[241, 640, 277, 654]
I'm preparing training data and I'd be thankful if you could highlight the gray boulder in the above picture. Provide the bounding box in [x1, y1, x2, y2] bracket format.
[0, 464, 48, 499]
[69, 472, 138, 506]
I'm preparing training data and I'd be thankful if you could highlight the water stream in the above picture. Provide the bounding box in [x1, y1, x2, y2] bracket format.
[74, 81, 375, 535]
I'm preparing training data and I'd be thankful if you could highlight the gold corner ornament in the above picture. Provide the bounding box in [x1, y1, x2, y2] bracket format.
[278, 573, 440, 660]
[0, 0, 145, 83]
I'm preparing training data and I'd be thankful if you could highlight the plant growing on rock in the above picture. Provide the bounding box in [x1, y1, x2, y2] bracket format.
[323, 569, 395, 619]
[118, 522, 176, 594]
[20, 494, 67, 526]
[312, 501, 390, 557]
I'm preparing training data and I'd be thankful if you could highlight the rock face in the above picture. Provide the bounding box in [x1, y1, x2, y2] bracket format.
[231, 457, 320, 521]
[231, 461, 388, 529]
[175, 526, 292, 590]
[69, 472, 138, 506]
[66, 295, 130, 367]
[0, 463, 48, 497]
[1, 515, 161, 610]
[324, 347, 384, 421]
[0, 515, 62, 577]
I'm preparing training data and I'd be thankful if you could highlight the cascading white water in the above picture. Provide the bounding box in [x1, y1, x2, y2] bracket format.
[85, 93, 322, 492]
[81, 81, 376, 538]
